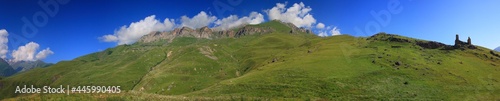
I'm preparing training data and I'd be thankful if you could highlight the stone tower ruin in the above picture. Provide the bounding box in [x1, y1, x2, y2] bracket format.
[467, 37, 471, 45]
[454, 34, 476, 49]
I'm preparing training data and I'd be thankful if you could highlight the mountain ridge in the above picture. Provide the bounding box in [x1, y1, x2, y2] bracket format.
[0, 59, 15, 77]
[0, 21, 499, 100]
[138, 20, 311, 43]
[0, 59, 52, 77]
[9, 60, 52, 72]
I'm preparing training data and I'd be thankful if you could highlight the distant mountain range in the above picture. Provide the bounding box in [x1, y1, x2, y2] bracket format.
[0, 59, 15, 77]
[0, 59, 52, 77]
[495, 46, 500, 52]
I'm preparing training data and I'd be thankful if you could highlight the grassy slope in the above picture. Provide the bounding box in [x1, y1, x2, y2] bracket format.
[0, 44, 168, 99]
[188, 34, 500, 100]
[1, 21, 499, 100]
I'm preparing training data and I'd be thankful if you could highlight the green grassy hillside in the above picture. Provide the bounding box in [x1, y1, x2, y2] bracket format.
[0, 21, 499, 100]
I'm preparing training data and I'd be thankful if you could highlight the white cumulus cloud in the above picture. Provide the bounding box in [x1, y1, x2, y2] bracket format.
[214, 12, 264, 30]
[0, 29, 8, 59]
[330, 27, 341, 36]
[11, 42, 53, 62]
[318, 31, 328, 37]
[99, 3, 342, 44]
[316, 23, 325, 29]
[99, 11, 268, 45]
[315, 26, 341, 37]
[35, 48, 54, 60]
[99, 15, 176, 45]
[181, 11, 217, 29]
[265, 2, 317, 28]
[100, 35, 118, 42]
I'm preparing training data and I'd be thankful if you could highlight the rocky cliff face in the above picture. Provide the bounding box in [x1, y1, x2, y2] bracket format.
[139, 26, 202, 43]
[215, 30, 235, 38]
[278, 20, 311, 34]
[139, 26, 274, 43]
[138, 20, 312, 44]
[198, 26, 212, 39]
[234, 26, 273, 38]
[174, 27, 196, 37]
[139, 32, 173, 43]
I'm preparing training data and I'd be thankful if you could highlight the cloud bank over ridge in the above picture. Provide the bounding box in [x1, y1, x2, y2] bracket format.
[100, 2, 340, 45]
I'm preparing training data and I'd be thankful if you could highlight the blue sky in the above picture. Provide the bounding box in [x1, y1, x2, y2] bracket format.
[0, 0, 499, 63]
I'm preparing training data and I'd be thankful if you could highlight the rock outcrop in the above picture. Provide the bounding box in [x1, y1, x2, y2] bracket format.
[140, 25, 274, 43]
[198, 26, 212, 39]
[367, 33, 411, 43]
[215, 30, 236, 38]
[139, 31, 175, 43]
[278, 21, 311, 34]
[139, 20, 312, 44]
[416, 41, 446, 49]
[490, 51, 500, 58]
[174, 27, 197, 37]
[234, 26, 273, 38]
[140, 26, 210, 43]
